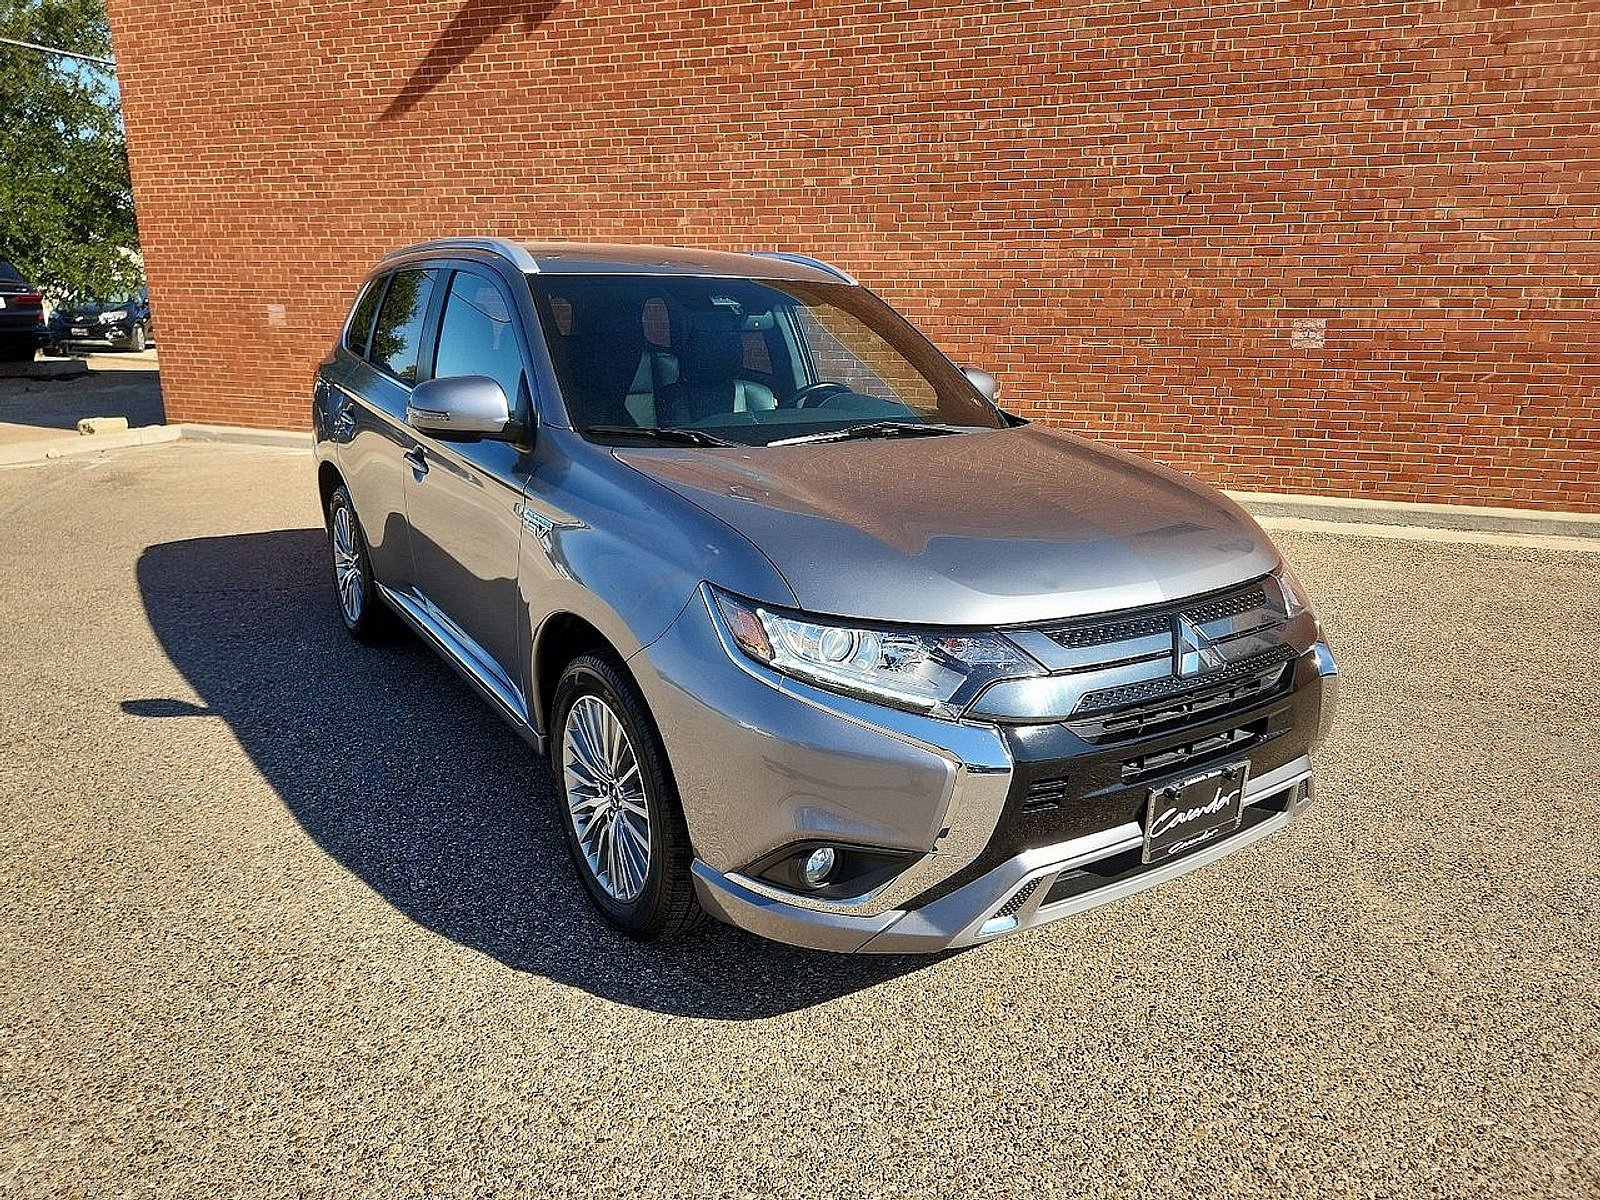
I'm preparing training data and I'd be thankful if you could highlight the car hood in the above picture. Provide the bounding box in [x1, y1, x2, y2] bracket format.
[615, 426, 1281, 626]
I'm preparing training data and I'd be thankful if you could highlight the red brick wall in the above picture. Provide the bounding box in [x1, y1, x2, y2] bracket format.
[104, 0, 1600, 511]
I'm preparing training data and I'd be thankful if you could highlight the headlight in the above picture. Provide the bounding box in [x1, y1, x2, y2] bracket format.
[99, 309, 128, 322]
[710, 588, 1042, 716]
[1271, 561, 1313, 619]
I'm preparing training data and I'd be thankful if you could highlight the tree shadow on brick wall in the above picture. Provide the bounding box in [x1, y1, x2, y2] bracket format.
[132, 529, 941, 1018]
[382, 0, 563, 121]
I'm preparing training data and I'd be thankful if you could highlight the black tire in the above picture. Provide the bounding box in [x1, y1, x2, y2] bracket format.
[550, 652, 703, 940]
[0, 339, 34, 364]
[128, 323, 147, 353]
[326, 484, 391, 642]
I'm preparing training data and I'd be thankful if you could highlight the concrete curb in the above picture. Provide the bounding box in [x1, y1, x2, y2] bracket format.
[179, 423, 315, 450]
[0, 357, 90, 381]
[0, 424, 180, 466]
[1226, 488, 1600, 539]
[1254, 515, 1600, 555]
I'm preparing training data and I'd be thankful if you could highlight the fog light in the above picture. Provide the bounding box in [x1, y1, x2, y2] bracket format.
[802, 846, 836, 888]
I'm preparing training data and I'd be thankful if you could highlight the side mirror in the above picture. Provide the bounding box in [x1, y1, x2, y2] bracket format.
[963, 367, 1000, 402]
[406, 375, 515, 440]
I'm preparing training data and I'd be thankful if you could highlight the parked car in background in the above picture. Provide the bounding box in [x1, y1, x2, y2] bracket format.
[312, 239, 1341, 953]
[46, 287, 154, 354]
[0, 260, 47, 363]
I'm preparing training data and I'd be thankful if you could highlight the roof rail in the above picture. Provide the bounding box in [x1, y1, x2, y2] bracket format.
[751, 252, 859, 285]
[381, 238, 541, 273]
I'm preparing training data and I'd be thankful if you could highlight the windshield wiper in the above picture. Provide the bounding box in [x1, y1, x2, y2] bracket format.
[583, 425, 737, 448]
[767, 421, 972, 447]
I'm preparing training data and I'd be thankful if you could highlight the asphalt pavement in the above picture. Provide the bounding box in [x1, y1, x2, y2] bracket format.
[1, 442, 1596, 1198]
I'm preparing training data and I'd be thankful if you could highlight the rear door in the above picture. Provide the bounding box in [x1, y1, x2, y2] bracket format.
[402, 265, 533, 706]
[328, 267, 441, 589]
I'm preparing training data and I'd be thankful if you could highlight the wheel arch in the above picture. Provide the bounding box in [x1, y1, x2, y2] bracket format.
[531, 611, 636, 743]
[316, 459, 345, 526]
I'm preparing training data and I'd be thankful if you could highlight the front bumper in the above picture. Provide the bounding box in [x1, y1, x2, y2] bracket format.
[49, 320, 141, 347]
[633, 588, 1340, 954]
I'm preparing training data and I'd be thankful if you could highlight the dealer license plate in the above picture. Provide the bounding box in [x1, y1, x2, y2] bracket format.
[1143, 762, 1249, 864]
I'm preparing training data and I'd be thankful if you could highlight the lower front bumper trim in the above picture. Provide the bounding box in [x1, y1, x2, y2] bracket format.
[691, 759, 1314, 955]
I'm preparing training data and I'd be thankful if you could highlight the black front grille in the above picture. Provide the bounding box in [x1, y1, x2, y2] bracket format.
[1069, 647, 1296, 743]
[1182, 586, 1270, 625]
[1046, 612, 1169, 649]
[904, 652, 1326, 911]
[1119, 720, 1266, 783]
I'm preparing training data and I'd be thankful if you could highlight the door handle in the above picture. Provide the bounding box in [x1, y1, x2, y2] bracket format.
[404, 447, 428, 477]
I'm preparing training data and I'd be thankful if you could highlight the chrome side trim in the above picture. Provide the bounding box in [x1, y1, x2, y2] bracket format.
[966, 655, 1171, 722]
[1009, 628, 1171, 672]
[968, 577, 1313, 723]
[376, 583, 542, 749]
[750, 252, 860, 285]
[698, 584, 1013, 917]
[380, 238, 542, 273]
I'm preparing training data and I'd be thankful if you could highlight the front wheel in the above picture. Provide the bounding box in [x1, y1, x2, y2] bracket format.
[551, 653, 703, 940]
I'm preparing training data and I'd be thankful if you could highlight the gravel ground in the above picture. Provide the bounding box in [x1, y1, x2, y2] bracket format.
[1, 442, 1596, 1199]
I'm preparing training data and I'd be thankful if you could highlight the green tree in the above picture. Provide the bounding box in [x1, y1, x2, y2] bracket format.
[0, 0, 139, 300]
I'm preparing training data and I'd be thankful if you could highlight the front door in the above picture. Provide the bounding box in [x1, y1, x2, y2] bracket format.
[403, 268, 533, 711]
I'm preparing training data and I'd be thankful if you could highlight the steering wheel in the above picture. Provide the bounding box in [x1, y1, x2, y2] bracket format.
[791, 381, 853, 409]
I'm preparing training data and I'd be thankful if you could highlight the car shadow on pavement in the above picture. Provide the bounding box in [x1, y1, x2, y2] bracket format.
[134, 530, 942, 1018]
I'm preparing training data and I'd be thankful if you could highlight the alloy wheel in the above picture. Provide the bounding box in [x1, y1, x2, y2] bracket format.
[331, 504, 364, 623]
[562, 694, 652, 902]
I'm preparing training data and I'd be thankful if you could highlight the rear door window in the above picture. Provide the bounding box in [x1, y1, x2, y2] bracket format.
[369, 268, 438, 383]
[432, 270, 526, 409]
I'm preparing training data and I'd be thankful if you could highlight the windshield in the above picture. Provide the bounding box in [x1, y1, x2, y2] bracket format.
[526, 275, 1006, 446]
[69, 290, 139, 308]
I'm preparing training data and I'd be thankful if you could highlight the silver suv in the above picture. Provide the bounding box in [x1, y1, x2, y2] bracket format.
[312, 239, 1340, 953]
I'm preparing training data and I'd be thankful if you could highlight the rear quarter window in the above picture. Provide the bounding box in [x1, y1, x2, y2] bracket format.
[344, 279, 383, 356]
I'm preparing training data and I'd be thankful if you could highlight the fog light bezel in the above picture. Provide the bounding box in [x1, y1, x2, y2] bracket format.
[744, 841, 919, 902]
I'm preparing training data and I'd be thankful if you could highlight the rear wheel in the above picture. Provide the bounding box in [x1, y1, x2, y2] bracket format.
[551, 653, 703, 939]
[326, 484, 390, 642]
[0, 339, 34, 364]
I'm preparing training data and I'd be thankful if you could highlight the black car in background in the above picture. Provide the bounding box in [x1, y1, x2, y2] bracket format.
[0, 260, 47, 363]
[46, 287, 154, 354]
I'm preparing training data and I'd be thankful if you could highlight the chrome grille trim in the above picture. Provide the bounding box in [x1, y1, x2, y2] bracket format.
[970, 576, 1301, 725]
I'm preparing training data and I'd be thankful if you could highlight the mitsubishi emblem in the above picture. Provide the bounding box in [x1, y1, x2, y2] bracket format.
[1175, 614, 1227, 677]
